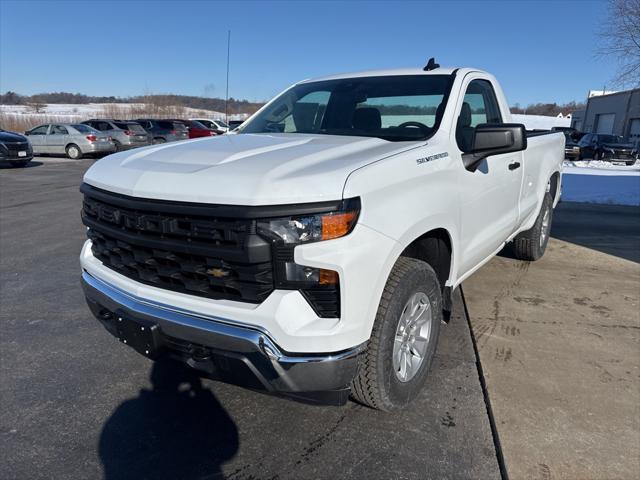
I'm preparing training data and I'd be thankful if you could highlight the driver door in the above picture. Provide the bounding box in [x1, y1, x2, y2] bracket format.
[451, 77, 524, 275]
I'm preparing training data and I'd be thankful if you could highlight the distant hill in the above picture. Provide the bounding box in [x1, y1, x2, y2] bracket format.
[0, 91, 265, 116]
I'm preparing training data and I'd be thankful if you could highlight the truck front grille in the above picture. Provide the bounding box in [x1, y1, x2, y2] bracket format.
[81, 184, 274, 303]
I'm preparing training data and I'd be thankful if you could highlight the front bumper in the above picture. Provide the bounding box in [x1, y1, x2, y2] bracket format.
[82, 271, 363, 405]
[601, 150, 637, 161]
[564, 148, 580, 159]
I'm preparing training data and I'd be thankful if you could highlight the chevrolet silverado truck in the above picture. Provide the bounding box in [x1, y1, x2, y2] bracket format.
[80, 62, 563, 410]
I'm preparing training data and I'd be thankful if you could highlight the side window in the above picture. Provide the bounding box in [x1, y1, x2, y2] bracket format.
[456, 79, 503, 153]
[283, 91, 330, 133]
[51, 125, 68, 134]
[30, 125, 49, 135]
[97, 122, 112, 131]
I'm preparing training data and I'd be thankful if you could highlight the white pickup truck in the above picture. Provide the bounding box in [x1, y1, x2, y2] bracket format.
[80, 62, 563, 410]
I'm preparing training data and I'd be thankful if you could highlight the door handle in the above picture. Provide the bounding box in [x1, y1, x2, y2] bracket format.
[508, 162, 521, 170]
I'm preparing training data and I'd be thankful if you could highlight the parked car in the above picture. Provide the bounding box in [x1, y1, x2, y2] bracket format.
[25, 123, 114, 159]
[134, 119, 184, 144]
[577, 133, 637, 165]
[164, 120, 191, 141]
[190, 118, 229, 133]
[80, 63, 564, 410]
[0, 129, 33, 167]
[558, 130, 581, 159]
[552, 126, 585, 143]
[180, 120, 216, 139]
[228, 119, 245, 130]
[81, 119, 150, 151]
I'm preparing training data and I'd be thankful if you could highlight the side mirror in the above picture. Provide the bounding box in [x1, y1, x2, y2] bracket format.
[463, 123, 527, 172]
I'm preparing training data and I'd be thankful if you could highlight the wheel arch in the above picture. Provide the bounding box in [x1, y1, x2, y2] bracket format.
[399, 227, 453, 291]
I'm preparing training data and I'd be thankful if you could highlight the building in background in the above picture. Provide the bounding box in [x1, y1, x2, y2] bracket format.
[571, 88, 640, 145]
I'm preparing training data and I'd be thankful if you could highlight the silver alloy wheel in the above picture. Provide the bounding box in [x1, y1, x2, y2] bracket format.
[540, 207, 550, 248]
[393, 292, 432, 382]
[68, 146, 80, 159]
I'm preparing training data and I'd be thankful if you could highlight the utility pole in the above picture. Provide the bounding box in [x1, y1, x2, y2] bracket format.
[225, 30, 231, 125]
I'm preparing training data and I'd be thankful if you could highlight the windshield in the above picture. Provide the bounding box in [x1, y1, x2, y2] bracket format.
[240, 74, 453, 141]
[599, 135, 624, 144]
[215, 120, 229, 128]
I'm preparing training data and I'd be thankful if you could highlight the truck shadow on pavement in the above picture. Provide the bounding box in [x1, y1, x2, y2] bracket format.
[0, 160, 43, 169]
[98, 358, 239, 480]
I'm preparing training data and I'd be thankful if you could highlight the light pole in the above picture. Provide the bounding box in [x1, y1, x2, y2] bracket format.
[225, 30, 231, 125]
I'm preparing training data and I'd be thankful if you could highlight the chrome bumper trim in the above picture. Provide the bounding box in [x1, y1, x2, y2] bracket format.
[81, 271, 363, 397]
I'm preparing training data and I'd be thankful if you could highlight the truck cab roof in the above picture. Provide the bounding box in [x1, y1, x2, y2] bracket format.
[300, 67, 480, 84]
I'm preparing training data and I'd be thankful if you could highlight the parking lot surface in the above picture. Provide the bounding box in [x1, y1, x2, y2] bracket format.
[464, 202, 640, 480]
[1, 158, 500, 480]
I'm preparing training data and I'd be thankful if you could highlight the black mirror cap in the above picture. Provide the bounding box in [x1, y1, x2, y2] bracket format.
[464, 123, 527, 171]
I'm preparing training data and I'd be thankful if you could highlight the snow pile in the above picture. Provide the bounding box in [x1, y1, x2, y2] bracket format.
[562, 163, 640, 206]
[511, 114, 570, 130]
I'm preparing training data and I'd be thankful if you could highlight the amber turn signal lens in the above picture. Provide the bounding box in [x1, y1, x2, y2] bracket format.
[319, 269, 339, 285]
[321, 211, 358, 240]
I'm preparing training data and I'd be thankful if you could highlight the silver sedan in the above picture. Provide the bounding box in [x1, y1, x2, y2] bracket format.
[25, 123, 116, 159]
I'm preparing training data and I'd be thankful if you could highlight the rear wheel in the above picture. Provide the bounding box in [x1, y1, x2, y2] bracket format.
[512, 192, 553, 261]
[351, 257, 441, 411]
[66, 144, 82, 160]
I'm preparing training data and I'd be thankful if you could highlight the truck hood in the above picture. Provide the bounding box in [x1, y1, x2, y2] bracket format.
[83, 133, 421, 205]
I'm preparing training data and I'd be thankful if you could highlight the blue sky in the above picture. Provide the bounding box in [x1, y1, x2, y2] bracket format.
[0, 0, 616, 106]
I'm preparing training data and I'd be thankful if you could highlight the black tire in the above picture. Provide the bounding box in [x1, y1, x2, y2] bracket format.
[626, 160, 636, 166]
[512, 192, 553, 261]
[66, 144, 82, 160]
[9, 160, 30, 167]
[593, 150, 601, 161]
[153, 137, 166, 144]
[351, 257, 442, 411]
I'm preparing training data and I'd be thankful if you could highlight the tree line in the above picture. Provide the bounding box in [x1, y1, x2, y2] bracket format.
[0, 91, 264, 115]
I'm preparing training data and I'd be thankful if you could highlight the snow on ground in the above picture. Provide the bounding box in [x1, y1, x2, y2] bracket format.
[511, 114, 570, 130]
[562, 160, 640, 206]
[0, 103, 248, 120]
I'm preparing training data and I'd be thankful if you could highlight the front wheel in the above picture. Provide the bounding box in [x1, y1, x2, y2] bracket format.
[512, 192, 553, 261]
[351, 257, 441, 411]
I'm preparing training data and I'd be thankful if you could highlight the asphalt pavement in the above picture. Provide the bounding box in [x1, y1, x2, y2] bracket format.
[0, 158, 500, 480]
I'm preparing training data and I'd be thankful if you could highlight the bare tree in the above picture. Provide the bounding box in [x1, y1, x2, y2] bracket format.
[28, 102, 46, 114]
[598, 0, 640, 87]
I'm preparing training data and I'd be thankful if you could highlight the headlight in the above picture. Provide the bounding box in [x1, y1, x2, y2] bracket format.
[258, 210, 359, 244]
[257, 198, 360, 317]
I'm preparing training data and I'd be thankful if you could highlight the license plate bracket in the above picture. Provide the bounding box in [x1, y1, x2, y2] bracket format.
[115, 315, 163, 358]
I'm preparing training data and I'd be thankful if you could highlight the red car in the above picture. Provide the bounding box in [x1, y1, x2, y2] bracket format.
[176, 120, 217, 139]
